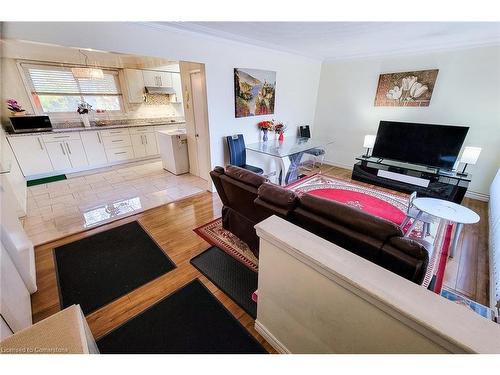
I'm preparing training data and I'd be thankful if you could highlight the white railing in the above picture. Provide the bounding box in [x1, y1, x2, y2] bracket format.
[254, 215, 500, 354]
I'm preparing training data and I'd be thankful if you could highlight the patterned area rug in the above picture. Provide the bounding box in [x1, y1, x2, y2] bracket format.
[194, 218, 258, 271]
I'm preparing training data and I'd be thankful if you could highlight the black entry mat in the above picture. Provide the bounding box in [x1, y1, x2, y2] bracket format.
[54, 221, 176, 315]
[97, 279, 266, 353]
[190, 246, 258, 318]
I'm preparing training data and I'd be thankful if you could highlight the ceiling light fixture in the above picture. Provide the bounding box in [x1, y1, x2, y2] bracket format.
[71, 50, 104, 80]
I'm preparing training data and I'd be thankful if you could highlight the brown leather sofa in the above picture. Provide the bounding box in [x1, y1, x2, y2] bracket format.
[210, 165, 430, 284]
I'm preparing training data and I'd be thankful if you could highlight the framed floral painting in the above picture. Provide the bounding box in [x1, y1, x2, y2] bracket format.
[374, 69, 439, 107]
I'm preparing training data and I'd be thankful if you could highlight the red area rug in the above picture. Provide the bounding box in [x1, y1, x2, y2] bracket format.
[288, 173, 452, 292]
[194, 218, 258, 272]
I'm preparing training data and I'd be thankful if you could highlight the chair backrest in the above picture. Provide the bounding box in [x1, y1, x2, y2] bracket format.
[299, 125, 311, 138]
[407, 191, 417, 213]
[226, 134, 246, 167]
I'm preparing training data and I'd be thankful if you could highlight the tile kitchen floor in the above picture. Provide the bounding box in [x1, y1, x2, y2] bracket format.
[23, 160, 208, 245]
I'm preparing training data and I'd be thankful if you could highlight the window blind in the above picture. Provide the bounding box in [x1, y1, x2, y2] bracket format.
[23, 64, 121, 95]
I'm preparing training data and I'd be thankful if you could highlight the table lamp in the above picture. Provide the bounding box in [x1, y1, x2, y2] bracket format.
[457, 146, 481, 176]
[362, 135, 376, 158]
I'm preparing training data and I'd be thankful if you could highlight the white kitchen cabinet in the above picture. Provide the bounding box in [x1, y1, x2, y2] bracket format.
[131, 134, 147, 158]
[124, 69, 145, 104]
[45, 142, 72, 171]
[80, 131, 108, 166]
[45, 136, 89, 172]
[7, 136, 54, 177]
[131, 132, 158, 158]
[105, 147, 135, 162]
[144, 133, 158, 155]
[143, 70, 172, 87]
[65, 139, 89, 169]
[171, 72, 183, 103]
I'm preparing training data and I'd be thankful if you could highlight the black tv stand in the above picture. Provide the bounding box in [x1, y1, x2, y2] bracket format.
[351, 156, 471, 203]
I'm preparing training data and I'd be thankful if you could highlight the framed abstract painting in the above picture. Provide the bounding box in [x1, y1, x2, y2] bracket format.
[234, 68, 276, 118]
[374, 69, 439, 107]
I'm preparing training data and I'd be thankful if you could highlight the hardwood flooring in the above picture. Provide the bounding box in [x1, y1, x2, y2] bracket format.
[31, 164, 489, 354]
[31, 191, 276, 353]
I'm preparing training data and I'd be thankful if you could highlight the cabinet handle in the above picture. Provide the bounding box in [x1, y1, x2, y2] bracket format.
[97, 132, 102, 144]
[60, 143, 66, 155]
[110, 131, 122, 134]
[66, 142, 72, 155]
[37, 137, 44, 150]
[115, 151, 127, 155]
[145, 135, 148, 144]
[112, 139, 123, 142]
[141, 135, 145, 144]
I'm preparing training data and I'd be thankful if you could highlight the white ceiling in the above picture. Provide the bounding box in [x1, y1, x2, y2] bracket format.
[163, 22, 500, 61]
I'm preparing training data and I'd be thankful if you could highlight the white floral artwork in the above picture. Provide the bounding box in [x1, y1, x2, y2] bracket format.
[374, 69, 438, 107]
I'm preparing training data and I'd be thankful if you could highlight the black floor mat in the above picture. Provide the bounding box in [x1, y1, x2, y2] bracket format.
[54, 221, 176, 315]
[97, 279, 266, 353]
[190, 246, 258, 318]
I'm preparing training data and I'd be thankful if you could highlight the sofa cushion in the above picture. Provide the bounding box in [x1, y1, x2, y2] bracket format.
[298, 193, 404, 241]
[254, 183, 299, 221]
[225, 165, 268, 188]
[257, 183, 298, 210]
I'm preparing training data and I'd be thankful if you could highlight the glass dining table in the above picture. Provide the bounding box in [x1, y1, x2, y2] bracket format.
[246, 137, 334, 185]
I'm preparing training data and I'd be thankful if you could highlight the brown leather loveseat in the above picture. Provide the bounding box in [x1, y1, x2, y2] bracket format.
[210, 165, 430, 284]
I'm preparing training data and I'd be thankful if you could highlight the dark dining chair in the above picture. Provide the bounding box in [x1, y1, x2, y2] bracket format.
[298, 125, 326, 168]
[226, 134, 264, 175]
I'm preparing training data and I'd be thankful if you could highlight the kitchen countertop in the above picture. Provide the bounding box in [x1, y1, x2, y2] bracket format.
[5, 120, 186, 137]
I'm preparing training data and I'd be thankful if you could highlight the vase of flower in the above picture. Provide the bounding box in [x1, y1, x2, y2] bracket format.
[257, 120, 273, 142]
[274, 122, 286, 143]
[81, 113, 91, 128]
[262, 129, 269, 142]
[77, 100, 93, 128]
[6, 99, 26, 116]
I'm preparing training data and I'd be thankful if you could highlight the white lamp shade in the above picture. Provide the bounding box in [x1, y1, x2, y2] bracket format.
[363, 134, 376, 148]
[460, 146, 482, 165]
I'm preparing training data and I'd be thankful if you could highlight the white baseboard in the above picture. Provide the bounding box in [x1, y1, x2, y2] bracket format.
[254, 320, 290, 354]
[465, 190, 489, 202]
[323, 158, 353, 170]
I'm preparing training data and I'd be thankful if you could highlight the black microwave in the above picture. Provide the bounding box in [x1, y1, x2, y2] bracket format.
[9, 116, 53, 133]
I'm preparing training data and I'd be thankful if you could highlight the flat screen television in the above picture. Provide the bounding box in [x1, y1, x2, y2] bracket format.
[371, 121, 469, 170]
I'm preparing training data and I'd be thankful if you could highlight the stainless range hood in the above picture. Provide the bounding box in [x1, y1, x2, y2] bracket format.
[145, 86, 176, 95]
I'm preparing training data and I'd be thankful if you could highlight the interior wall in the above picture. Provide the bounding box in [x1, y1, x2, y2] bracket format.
[313, 45, 500, 197]
[2, 22, 322, 174]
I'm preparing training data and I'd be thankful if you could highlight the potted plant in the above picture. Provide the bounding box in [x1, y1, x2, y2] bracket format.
[6, 99, 25, 116]
[257, 120, 273, 142]
[77, 100, 93, 128]
[274, 122, 287, 142]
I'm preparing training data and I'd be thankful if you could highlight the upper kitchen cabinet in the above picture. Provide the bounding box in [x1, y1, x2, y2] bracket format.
[171, 73, 183, 103]
[142, 70, 172, 88]
[124, 69, 145, 104]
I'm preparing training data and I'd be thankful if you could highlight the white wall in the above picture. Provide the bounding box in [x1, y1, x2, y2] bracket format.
[2, 22, 322, 174]
[313, 45, 500, 197]
[255, 216, 500, 354]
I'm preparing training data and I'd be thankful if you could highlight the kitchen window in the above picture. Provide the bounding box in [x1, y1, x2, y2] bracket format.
[20, 63, 124, 114]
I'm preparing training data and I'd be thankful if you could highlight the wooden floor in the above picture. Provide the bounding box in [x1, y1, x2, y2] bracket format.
[31, 164, 490, 353]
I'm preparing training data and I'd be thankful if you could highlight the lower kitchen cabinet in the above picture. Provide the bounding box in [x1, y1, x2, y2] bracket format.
[105, 146, 135, 162]
[45, 139, 89, 172]
[7, 136, 54, 177]
[80, 131, 108, 166]
[45, 142, 72, 170]
[131, 133, 158, 158]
